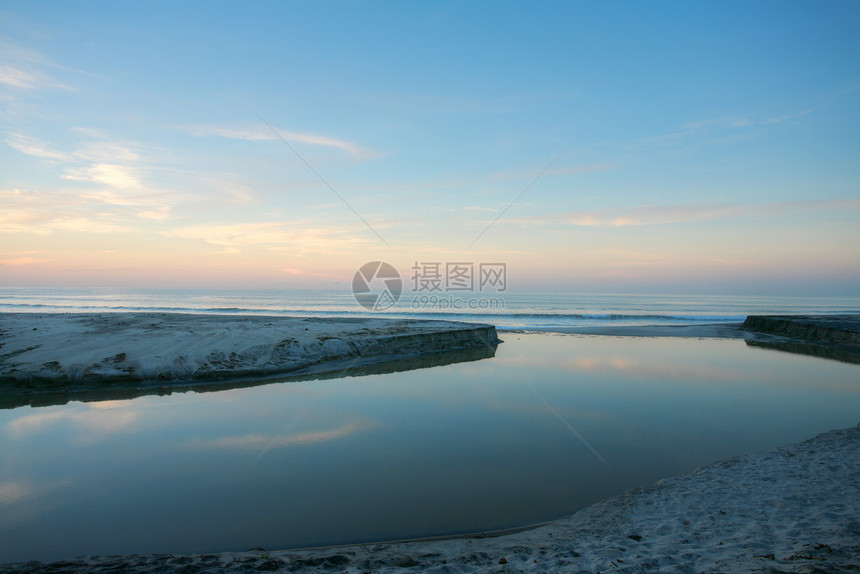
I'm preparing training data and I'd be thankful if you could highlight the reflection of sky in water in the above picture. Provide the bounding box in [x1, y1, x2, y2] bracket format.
[1, 334, 859, 562]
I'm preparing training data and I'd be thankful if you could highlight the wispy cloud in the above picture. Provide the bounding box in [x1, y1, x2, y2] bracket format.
[0, 64, 73, 91]
[187, 124, 380, 160]
[632, 107, 817, 154]
[0, 65, 37, 88]
[0, 256, 46, 265]
[5, 133, 71, 160]
[490, 163, 618, 182]
[761, 109, 814, 125]
[282, 267, 340, 278]
[63, 163, 143, 189]
[358, 90, 522, 115]
[4, 130, 176, 222]
[164, 220, 374, 254]
[507, 198, 860, 228]
[0, 187, 162, 234]
[0, 40, 76, 91]
[6, 132, 142, 165]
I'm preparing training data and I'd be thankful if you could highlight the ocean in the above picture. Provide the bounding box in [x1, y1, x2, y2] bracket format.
[1, 286, 858, 330]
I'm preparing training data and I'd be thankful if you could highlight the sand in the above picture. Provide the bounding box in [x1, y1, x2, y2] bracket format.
[2, 423, 857, 573]
[0, 313, 499, 406]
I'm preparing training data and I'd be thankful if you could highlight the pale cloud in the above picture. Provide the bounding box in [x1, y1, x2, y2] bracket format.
[282, 267, 339, 278]
[79, 189, 161, 207]
[508, 198, 860, 228]
[211, 180, 257, 204]
[43, 216, 129, 234]
[586, 249, 671, 265]
[6, 131, 141, 164]
[0, 257, 45, 265]
[136, 206, 172, 220]
[491, 163, 618, 182]
[62, 163, 142, 189]
[187, 124, 380, 160]
[0, 64, 71, 90]
[0, 188, 134, 234]
[761, 109, 814, 125]
[75, 140, 141, 163]
[680, 115, 751, 131]
[0, 40, 76, 91]
[0, 65, 38, 88]
[634, 107, 817, 153]
[164, 221, 372, 254]
[5, 127, 176, 221]
[358, 90, 520, 115]
[5, 133, 71, 161]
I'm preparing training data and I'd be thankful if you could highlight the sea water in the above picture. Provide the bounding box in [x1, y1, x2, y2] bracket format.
[1, 286, 858, 329]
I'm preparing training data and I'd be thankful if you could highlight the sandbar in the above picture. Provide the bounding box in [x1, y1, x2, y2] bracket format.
[0, 312, 500, 407]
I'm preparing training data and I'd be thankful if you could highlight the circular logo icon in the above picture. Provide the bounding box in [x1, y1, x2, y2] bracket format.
[352, 261, 402, 311]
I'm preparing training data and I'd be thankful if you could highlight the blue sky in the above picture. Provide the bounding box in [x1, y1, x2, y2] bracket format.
[1, 1, 859, 294]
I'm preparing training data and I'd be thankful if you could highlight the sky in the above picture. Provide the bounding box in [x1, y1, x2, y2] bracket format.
[1, 1, 859, 295]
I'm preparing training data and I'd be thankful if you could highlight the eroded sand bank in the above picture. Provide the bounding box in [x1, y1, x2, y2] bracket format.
[0, 313, 500, 406]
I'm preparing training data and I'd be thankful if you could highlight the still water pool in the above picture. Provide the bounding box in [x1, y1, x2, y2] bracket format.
[1, 333, 859, 563]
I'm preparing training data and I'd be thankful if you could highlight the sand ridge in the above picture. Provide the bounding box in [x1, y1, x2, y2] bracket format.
[0, 312, 499, 391]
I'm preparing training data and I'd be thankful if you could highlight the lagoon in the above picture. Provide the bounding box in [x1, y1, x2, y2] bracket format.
[1, 333, 859, 563]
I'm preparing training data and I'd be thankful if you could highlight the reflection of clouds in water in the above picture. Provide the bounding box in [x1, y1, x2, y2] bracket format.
[182, 418, 375, 451]
[5, 409, 68, 435]
[565, 356, 747, 382]
[502, 354, 745, 382]
[0, 478, 70, 525]
[0, 481, 33, 504]
[498, 399, 617, 424]
[5, 403, 138, 443]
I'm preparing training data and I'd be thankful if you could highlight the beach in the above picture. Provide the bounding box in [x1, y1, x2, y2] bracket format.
[1, 313, 859, 572]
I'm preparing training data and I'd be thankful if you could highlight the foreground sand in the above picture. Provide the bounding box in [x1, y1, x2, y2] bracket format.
[3, 424, 857, 573]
